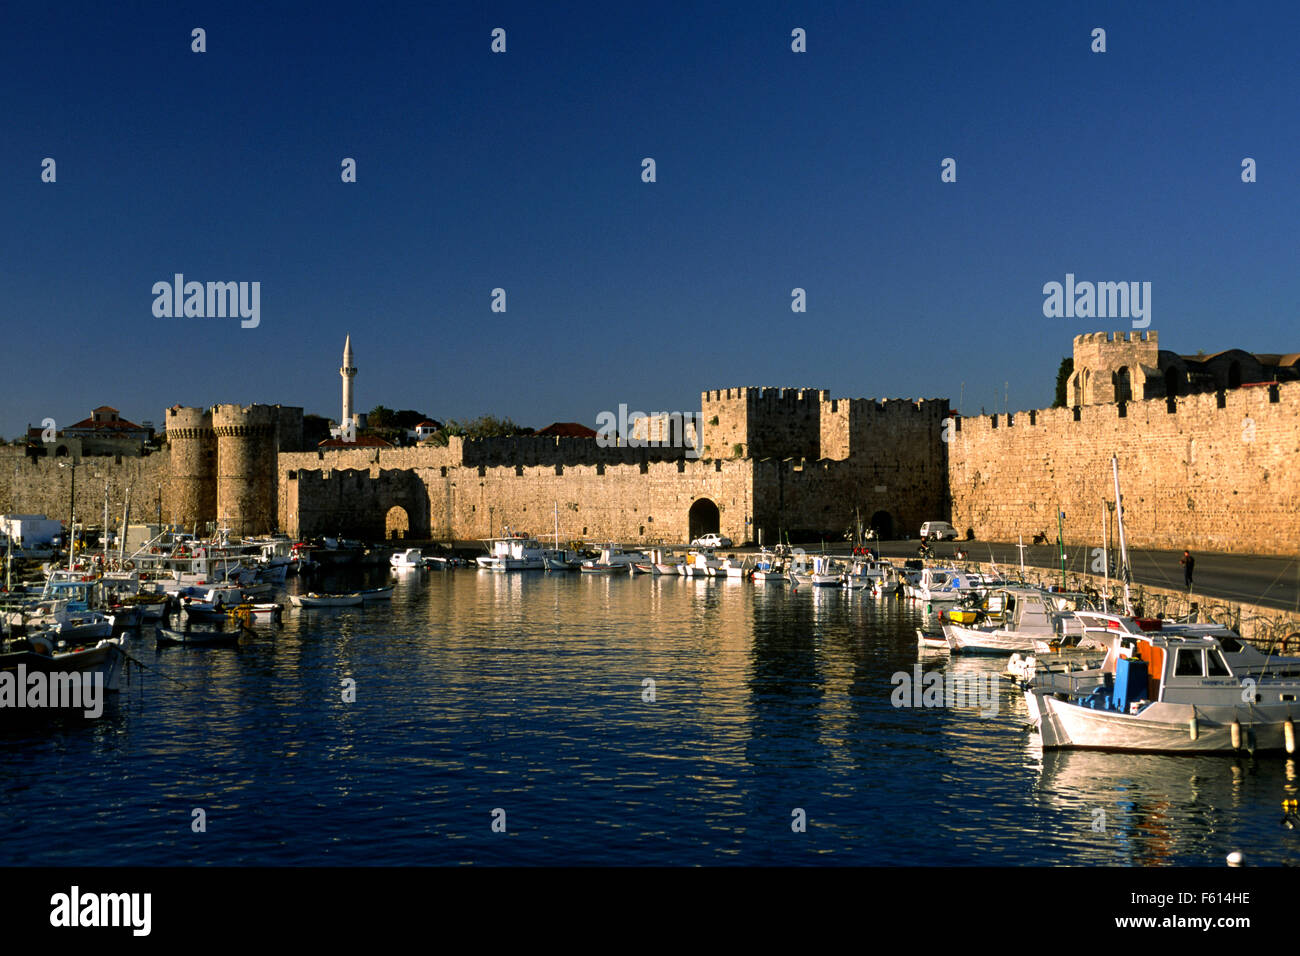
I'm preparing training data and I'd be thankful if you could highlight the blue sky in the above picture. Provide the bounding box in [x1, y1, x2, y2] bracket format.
[1, 1, 1296, 438]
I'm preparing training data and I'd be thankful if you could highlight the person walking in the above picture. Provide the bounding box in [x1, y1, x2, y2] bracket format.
[1180, 550, 1195, 591]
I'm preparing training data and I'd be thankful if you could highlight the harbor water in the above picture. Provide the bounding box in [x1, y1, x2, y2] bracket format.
[3, 568, 1299, 866]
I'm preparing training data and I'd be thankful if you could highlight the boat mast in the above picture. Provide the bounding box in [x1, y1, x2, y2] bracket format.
[1057, 507, 1066, 590]
[119, 485, 131, 563]
[1100, 502, 1110, 612]
[1111, 455, 1133, 615]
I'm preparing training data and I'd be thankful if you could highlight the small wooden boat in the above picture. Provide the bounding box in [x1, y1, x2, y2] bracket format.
[289, 592, 363, 608]
[916, 628, 949, 650]
[225, 602, 284, 624]
[358, 587, 394, 601]
[155, 626, 242, 647]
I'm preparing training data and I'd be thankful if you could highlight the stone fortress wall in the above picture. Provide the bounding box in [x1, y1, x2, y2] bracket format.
[2, 329, 1293, 553]
[950, 332, 1300, 556]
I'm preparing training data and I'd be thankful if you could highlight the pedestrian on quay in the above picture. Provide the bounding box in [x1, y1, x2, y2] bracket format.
[1181, 550, 1195, 591]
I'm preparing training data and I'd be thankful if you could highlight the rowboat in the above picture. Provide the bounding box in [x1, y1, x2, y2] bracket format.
[289, 593, 363, 608]
[155, 626, 243, 647]
[358, 587, 394, 601]
[225, 603, 284, 624]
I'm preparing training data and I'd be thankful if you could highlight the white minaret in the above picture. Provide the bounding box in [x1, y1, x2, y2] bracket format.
[340, 334, 357, 429]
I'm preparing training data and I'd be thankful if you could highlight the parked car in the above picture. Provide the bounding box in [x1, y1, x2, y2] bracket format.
[919, 521, 958, 541]
[690, 533, 732, 548]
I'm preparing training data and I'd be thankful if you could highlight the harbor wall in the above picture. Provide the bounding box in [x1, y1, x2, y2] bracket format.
[283, 456, 754, 544]
[0, 446, 171, 533]
[948, 381, 1300, 556]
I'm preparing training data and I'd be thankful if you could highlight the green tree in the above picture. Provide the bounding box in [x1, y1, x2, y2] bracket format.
[367, 405, 395, 429]
[1052, 357, 1074, 408]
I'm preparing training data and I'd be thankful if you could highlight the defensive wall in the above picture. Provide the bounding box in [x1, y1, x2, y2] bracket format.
[0, 445, 171, 533]
[948, 380, 1300, 556]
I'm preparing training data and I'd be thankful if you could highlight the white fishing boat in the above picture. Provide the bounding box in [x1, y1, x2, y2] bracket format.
[871, 561, 903, 597]
[750, 549, 787, 582]
[643, 548, 683, 575]
[681, 550, 720, 578]
[581, 544, 648, 574]
[477, 532, 547, 571]
[789, 554, 842, 587]
[843, 556, 889, 590]
[1024, 611, 1300, 753]
[916, 628, 949, 650]
[942, 587, 1087, 655]
[718, 555, 747, 578]
[289, 592, 364, 608]
[390, 548, 425, 570]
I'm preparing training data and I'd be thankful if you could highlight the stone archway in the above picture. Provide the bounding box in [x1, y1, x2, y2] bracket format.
[869, 510, 894, 539]
[385, 505, 410, 540]
[688, 498, 720, 541]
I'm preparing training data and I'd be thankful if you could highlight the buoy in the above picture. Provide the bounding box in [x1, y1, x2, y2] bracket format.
[1226, 851, 1244, 867]
[1189, 714, 1200, 742]
[1231, 720, 1242, 751]
[1286, 718, 1296, 755]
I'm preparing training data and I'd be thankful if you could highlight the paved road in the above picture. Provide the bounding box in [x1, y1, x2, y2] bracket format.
[870, 541, 1300, 613]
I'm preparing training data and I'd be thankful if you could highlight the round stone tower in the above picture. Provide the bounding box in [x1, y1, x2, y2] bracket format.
[213, 403, 278, 536]
[166, 405, 216, 532]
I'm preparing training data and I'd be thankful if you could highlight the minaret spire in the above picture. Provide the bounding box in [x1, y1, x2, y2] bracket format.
[340, 334, 357, 435]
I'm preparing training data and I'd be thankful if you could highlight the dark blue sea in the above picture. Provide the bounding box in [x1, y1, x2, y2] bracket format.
[4, 568, 1300, 866]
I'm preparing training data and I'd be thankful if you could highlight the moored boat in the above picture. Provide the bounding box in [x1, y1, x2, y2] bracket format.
[289, 592, 364, 608]
[1024, 611, 1300, 753]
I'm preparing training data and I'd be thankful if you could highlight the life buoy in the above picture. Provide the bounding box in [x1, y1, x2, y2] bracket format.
[151, 547, 160, 554]
[123, 561, 135, 571]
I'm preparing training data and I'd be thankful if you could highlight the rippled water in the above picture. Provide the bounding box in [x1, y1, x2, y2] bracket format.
[4, 568, 1300, 866]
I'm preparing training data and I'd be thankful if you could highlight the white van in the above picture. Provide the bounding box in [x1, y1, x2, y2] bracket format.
[919, 521, 958, 541]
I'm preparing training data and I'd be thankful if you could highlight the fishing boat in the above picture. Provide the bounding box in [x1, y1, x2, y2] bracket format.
[717, 555, 747, 578]
[1024, 610, 1300, 754]
[916, 628, 949, 650]
[789, 554, 842, 588]
[1, 630, 131, 694]
[390, 548, 424, 570]
[289, 592, 364, 608]
[843, 556, 890, 591]
[581, 544, 648, 574]
[942, 587, 1087, 655]
[681, 550, 720, 578]
[639, 548, 682, 575]
[477, 532, 547, 571]
[750, 549, 787, 582]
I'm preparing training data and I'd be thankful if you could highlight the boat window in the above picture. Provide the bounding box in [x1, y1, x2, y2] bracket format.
[1174, 648, 1205, 677]
[1206, 651, 1230, 676]
[1219, 637, 1243, 653]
